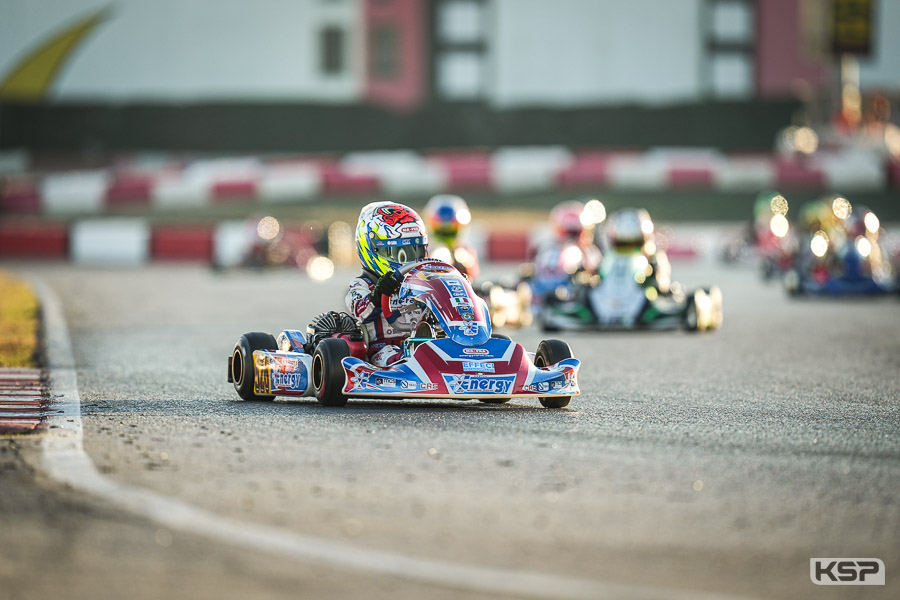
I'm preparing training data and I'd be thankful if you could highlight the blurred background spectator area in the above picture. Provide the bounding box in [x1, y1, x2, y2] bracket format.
[0, 0, 898, 155]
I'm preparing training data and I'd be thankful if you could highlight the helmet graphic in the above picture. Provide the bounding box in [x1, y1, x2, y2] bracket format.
[423, 194, 471, 245]
[356, 202, 428, 276]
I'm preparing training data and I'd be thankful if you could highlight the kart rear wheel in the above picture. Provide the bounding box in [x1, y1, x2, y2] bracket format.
[231, 332, 278, 401]
[534, 339, 573, 409]
[313, 338, 351, 407]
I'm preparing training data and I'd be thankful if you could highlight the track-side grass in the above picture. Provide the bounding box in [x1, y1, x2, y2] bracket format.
[0, 270, 39, 368]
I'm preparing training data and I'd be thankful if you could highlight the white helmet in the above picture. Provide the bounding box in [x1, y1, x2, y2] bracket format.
[605, 208, 653, 250]
[356, 202, 428, 276]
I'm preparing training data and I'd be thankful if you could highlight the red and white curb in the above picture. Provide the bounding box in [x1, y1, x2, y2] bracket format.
[2, 147, 897, 216]
[0, 368, 47, 434]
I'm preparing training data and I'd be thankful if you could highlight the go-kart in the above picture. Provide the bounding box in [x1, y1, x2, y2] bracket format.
[721, 218, 796, 280]
[540, 252, 723, 332]
[785, 231, 897, 296]
[477, 279, 533, 328]
[227, 259, 581, 408]
[479, 241, 591, 329]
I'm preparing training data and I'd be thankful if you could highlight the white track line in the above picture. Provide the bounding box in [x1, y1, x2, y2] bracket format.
[32, 277, 757, 600]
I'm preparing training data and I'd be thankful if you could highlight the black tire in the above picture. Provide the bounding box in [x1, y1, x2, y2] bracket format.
[231, 332, 278, 401]
[784, 270, 803, 296]
[490, 333, 511, 340]
[312, 338, 351, 407]
[684, 295, 700, 332]
[533, 339, 573, 408]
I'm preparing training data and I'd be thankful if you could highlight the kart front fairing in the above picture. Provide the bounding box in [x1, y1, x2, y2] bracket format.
[341, 337, 580, 399]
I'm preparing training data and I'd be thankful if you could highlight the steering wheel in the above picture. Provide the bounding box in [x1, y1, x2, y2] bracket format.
[380, 260, 434, 318]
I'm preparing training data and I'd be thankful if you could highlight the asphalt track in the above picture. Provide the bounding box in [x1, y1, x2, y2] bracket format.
[2, 245, 899, 600]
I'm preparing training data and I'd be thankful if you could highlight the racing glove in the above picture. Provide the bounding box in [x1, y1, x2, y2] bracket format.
[369, 270, 403, 304]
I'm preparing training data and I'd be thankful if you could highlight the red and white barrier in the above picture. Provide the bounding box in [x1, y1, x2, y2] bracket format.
[71, 219, 150, 265]
[0, 219, 707, 265]
[2, 147, 895, 217]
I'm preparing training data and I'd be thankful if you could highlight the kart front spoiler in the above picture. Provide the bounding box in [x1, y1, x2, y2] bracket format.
[340, 338, 580, 399]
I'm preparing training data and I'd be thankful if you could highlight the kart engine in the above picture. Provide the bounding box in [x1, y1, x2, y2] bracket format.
[305, 311, 363, 353]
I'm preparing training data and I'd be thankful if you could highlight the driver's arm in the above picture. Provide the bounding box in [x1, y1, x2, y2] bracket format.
[346, 277, 378, 321]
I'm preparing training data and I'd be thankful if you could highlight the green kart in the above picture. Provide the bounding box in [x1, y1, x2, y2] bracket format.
[540, 252, 723, 332]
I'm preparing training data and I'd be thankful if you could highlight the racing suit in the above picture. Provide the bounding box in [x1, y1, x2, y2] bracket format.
[345, 270, 423, 367]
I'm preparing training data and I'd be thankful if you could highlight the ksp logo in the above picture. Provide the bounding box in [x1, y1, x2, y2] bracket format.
[810, 558, 885, 585]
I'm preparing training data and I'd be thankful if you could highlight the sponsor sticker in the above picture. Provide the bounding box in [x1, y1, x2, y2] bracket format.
[351, 370, 372, 389]
[445, 281, 467, 297]
[462, 322, 479, 336]
[276, 357, 299, 372]
[376, 377, 396, 388]
[272, 372, 306, 390]
[420, 382, 438, 391]
[524, 381, 551, 393]
[401, 380, 417, 390]
[463, 347, 489, 355]
[463, 361, 495, 373]
[443, 374, 514, 395]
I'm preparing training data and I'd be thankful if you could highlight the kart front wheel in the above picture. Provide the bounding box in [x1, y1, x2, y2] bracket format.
[534, 339, 573, 409]
[231, 332, 278, 401]
[707, 286, 724, 330]
[313, 338, 351, 407]
[684, 287, 723, 332]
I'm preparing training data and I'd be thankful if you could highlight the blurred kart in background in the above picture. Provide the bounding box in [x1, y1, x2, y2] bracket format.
[542, 206, 723, 332]
[228, 259, 581, 408]
[540, 250, 723, 332]
[480, 199, 605, 328]
[721, 191, 796, 279]
[478, 277, 533, 328]
[241, 215, 325, 269]
[423, 194, 481, 281]
[784, 196, 897, 296]
[215, 215, 351, 281]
